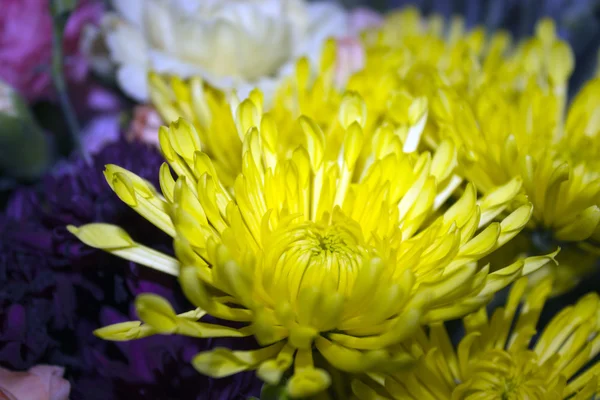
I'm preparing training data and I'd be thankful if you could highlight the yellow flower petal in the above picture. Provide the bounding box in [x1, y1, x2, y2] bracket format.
[192, 343, 284, 378]
[67, 224, 180, 276]
[286, 368, 331, 398]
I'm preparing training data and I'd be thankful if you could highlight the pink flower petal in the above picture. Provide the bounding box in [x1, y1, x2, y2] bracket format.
[0, 0, 104, 101]
[0, 365, 71, 400]
[347, 7, 384, 37]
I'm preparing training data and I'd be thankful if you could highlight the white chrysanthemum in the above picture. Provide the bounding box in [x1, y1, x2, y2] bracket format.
[85, 0, 348, 102]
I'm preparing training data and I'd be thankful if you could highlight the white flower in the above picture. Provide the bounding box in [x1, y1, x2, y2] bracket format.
[85, 0, 348, 103]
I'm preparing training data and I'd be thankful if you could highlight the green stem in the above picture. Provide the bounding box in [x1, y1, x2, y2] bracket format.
[50, 4, 90, 163]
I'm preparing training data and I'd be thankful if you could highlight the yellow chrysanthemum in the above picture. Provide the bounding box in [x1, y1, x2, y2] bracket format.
[427, 39, 599, 291]
[353, 276, 600, 400]
[431, 79, 600, 288]
[68, 91, 555, 397]
[354, 7, 511, 99]
[427, 45, 597, 237]
[353, 9, 600, 291]
[147, 38, 432, 187]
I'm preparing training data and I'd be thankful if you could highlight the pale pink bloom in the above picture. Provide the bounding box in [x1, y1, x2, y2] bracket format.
[334, 37, 366, 87]
[0, 365, 70, 400]
[334, 7, 383, 87]
[346, 7, 384, 37]
[126, 105, 163, 147]
[0, 0, 103, 102]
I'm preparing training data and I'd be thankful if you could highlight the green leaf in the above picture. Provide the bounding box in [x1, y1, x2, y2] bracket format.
[0, 81, 53, 179]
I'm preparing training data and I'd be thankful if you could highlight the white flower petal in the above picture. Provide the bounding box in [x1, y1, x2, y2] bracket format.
[171, 0, 204, 14]
[149, 50, 217, 79]
[103, 14, 148, 66]
[300, 2, 348, 63]
[100, 0, 353, 103]
[172, 21, 212, 65]
[143, 0, 175, 50]
[117, 64, 149, 102]
[110, 0, 144, 28]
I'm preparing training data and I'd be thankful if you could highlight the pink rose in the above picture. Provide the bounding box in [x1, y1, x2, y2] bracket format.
[0, 0, 103, 102]
[0, 365, 71, 400]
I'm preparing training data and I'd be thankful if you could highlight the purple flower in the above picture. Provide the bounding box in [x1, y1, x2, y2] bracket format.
[1, 140, 262, 399]
[0, 219, 64, 369]
[75, 306, 262, 400]
[5, 139, 167, 260]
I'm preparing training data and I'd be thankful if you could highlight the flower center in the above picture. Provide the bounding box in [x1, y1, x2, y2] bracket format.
[308, 224, 362, 269]
[455, 350, 563, 400]
[260, 217, 368, 301]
